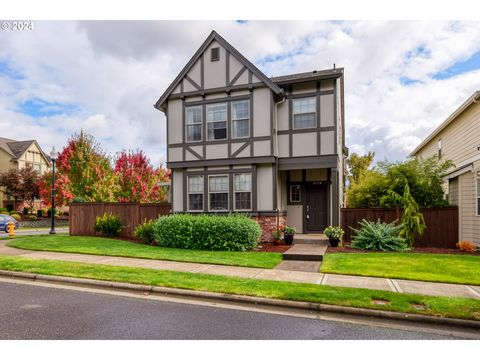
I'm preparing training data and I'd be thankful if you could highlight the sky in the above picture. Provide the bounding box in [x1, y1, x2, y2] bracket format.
[1, 20, 480, 165]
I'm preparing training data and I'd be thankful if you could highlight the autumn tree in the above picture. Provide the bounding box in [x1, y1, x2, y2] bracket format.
[114, 150, 170, 203]
[0, 165, 40, 210]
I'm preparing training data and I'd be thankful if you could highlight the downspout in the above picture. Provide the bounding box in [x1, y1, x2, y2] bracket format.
[274, 93, 287, 229]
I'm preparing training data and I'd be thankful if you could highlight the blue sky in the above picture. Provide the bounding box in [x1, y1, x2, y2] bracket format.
[0, 21, 479, 164]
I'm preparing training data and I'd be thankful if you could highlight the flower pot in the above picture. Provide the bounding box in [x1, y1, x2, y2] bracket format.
[273, 238, 284, 246]
[284, 233, 294, 245]
[328, 236, 340, 247]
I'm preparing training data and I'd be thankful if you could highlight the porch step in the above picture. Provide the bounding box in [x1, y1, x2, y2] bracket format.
[294, 238, 329, 245]
[282, 244, 327, 262]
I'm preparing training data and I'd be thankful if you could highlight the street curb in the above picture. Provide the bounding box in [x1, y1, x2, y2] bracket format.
[0, 269, 479, 329]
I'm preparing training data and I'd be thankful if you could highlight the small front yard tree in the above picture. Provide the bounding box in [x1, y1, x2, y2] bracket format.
[0, 165, 40, 211]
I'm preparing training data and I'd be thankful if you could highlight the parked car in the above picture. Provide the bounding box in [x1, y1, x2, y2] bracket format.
[0, 214, 20, 232]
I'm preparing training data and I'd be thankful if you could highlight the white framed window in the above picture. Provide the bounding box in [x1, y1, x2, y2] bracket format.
[208, 175, 229, 211]
[234, 173, 252, 210]
[438, 138, 442, 158]
[293, 97, 316, 129]
[187, 175, 204, 211]
[231, 100, 250, 139]
[186, 106, 203, 142]
[476, 178, 480, 216]
[207, 103, 227, 140]
[289, 185, 301, 203]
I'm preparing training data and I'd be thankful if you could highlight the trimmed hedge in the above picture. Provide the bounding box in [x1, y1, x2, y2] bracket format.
[153, 214, 261, 251]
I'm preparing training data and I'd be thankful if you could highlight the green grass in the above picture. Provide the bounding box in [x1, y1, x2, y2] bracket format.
[322, 252, 480, 285]
[0, 255, 479, 320]
[8, 234, 282, 269]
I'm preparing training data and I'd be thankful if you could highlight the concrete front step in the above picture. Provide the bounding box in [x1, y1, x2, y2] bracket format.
[282, 244, 327, 262]
[294, 238, 329, 245]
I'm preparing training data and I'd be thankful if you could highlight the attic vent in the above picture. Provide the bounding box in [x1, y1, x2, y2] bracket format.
[211, 47, 220, 62]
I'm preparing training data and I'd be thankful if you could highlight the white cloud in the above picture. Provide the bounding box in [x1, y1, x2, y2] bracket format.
[0, 20, 479, 165]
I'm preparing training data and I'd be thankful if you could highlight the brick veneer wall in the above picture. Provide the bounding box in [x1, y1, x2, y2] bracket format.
[251, 215, 286, 243]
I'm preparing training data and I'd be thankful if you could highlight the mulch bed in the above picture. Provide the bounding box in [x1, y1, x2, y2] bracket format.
[327, 245, 480, 256]
[254, 244, 291, 253]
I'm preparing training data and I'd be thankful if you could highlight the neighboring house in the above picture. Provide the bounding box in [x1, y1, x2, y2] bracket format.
[411, 91, 480, 246]
[155, 31, 347, 241]
[0, 137, 51, 209]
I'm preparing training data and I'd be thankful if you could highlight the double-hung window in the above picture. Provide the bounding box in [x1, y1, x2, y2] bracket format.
[187, 175, 204, 211]
[289, 185, 301, 203]
[207, 103, 227, 140]
[231, 100, 250, 138]
[209, 175, 229, 211]
[477, 178, 480, 216]
[234, 173, 252, 210]
[186, 106, 203, 142]
[292, 97, 316, 129]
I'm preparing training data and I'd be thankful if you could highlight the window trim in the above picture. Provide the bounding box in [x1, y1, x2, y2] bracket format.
[210, 47, 220, 62]
[234, 173, 252, 211]
[438, 138, 442, 158]
[206, 102, 228, 141]
[208, 174, 229, 212]
[476, 178, 480, 216]
[187, 175, 204, 212]
[289, 184, 301, 203]
[185, 105, 203, 143]
[292, 96, 317, 130]
[231, 100, 250, 139]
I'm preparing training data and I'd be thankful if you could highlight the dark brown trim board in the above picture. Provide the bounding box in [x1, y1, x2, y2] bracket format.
[167, 156, 276, 169]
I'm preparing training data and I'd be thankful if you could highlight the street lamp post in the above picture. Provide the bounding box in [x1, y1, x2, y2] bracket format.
[49, 147, 59, 235]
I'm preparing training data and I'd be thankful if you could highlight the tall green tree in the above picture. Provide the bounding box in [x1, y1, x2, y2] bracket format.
[346, 151, 375, 185]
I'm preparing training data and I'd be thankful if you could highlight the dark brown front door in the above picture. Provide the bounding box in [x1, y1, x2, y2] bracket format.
[306, 184, 327, 232]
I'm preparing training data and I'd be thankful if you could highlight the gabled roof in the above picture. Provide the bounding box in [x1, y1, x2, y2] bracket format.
[410, 91, 480, 155]
[154, 30, 284, 111]
[271, 68, 344, 85]
[0, 136, 51, 163]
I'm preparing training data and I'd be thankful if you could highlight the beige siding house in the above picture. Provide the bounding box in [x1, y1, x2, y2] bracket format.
[411, 91, 480, 246]
[155, 31, 347, 241]
[0, 137, 51, 209]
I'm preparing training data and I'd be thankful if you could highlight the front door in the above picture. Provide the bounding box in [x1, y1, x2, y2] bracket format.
[306, 184, 327, 232]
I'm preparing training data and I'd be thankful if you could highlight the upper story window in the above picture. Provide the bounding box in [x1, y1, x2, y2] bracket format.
[210, 47, 220, 62]
[293, 97, 316, 129]
[187, 175, 204, 211]
[186, 106, 203, 142]
[234, 173, 252, 210]
[232, 100, 250, 138]
[209, 175, 229, 211]
[438, 138, 442, 158]
[207, 103, 227, 140]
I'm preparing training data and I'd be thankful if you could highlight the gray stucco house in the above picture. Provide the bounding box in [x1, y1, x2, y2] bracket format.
[155, 31, 347, 241]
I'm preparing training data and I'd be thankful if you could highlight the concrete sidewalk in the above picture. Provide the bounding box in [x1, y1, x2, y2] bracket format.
[0, 240, 479, 300]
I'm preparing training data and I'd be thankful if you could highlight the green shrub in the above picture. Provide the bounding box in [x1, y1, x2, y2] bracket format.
[37, 209, 44, 217]
[154, 214, 261, 251]
[94, 213, 123, 237]
[72, 197, 85, 203]
[350, 219, 410, 252]
[22, 207, 29, 215]
[28, 215, 38, 221]
[47, 208, 57, 218]
[11, 214, 21, 221]
[134, 219, 157, 245]
[0, 207, 6, 212]
[6, 204, 13, 212]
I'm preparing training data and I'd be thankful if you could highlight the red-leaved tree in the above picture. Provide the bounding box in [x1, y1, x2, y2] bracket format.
[114, 150, 170, 203]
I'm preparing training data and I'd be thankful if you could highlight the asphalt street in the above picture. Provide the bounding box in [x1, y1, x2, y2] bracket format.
[0, 281, 465, 340]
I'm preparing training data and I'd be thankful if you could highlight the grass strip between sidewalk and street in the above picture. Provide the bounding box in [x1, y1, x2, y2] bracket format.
[322, 252, 480, 285]
[7, 235, 282, 269]
[0, 255, 479, 321]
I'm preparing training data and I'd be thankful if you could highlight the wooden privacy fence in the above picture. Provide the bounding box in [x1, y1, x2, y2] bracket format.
[69, 202, 171, 238]
[340, 207, 458, 248]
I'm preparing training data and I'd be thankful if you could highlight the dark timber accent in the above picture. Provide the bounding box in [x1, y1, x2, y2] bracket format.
[229, 66, 247, 86]
[278, 156, 338, 170]
[167, 156, 275, 169]
[184, 74, 202, 91]
[231, 141, 250, 157]
[331, 168, 339, 226]
[225, 50, 230, 85]
[185, 146, 203, 160]
[170, 135, 271, 148]
[252, 164, 257, 211]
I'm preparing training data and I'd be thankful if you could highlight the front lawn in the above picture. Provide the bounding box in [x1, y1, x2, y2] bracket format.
[322, 252, 480, 285]
[0, 255, 479, 320]
[8, 235, 282, 269]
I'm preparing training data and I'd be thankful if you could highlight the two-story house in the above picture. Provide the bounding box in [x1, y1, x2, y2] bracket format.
[155, 31, 347, 241]
[0, 137, 51, 209]
[411, 91, 480, 246]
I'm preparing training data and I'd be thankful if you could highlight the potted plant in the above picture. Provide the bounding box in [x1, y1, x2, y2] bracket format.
[272, 227, 284, 246]
[324, 226, 344, 247]
[283, 225, 296, 245]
